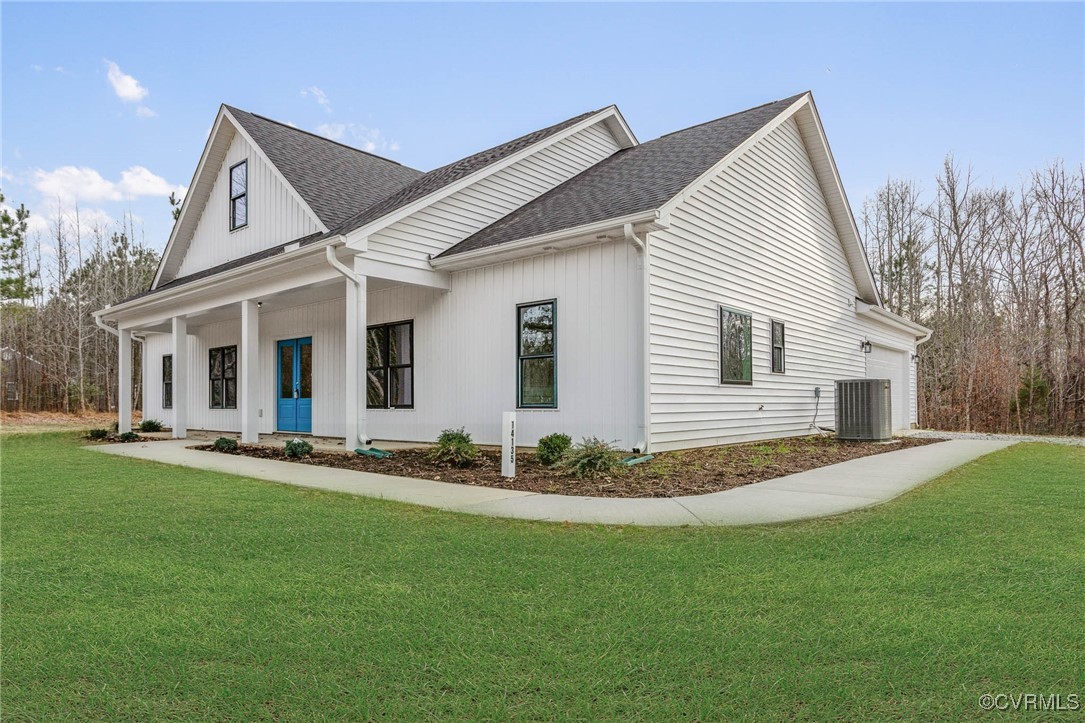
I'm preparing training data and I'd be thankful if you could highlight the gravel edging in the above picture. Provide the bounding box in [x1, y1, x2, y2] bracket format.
[907, 430, 1085, 447]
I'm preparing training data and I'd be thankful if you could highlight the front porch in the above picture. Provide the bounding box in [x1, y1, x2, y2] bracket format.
[107, 246, 449, 447]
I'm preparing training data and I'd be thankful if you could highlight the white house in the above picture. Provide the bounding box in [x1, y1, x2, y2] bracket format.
[95, 92, 930, 452]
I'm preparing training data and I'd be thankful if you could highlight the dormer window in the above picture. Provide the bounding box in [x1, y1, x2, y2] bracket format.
[229, 160, 248, 230]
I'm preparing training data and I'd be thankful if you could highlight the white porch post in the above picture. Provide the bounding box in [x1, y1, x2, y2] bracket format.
[345, 257, 368, 448]
[172, 316, 188, 439]
[240, 300, 260, 443]
[117, 329, 132, 433]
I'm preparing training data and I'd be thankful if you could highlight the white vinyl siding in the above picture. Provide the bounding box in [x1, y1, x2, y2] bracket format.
[143, 240, 640, 447]
[176, 132, 320, 278]
[365, 122, 622, 269]
[647, 117, 916, 451]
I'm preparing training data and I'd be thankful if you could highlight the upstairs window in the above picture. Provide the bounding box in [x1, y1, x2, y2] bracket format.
[518, 300, 556, 408]
[771, 321, 786, 374]
[229, 160, 247, 230]
[719, 306, 752, 384]
[163, 354, 173, 409]
[209, 345, 237, 409]
[367, 321, 414, 409]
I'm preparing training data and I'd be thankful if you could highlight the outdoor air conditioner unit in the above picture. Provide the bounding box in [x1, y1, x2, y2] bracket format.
[835, 379, 892, 441]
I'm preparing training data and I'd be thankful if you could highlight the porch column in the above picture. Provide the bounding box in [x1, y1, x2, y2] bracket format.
[117, 329, 132, 433]
[345, 257, 368, 448]
[172, 316, 188, 439]
[240, 300, 260, 443]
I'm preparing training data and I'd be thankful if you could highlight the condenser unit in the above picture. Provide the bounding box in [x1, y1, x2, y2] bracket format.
[835, 379, 893, 441]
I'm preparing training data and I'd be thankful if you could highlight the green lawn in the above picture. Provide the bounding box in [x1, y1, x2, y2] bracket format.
[2, 434, 1083, 720]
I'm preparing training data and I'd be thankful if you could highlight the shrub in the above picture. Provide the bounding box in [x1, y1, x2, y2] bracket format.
[117, 431, 139, 443]
[138, 419, 164, 433]
[560, 437, 622, 478]
[536, 432, 572, 466]
[111, 420, 119, 433]
[431, 427, 479, 467]
[86, 428, 109, 440]
[214, 436, 239, 452]
[285, 438, 313, 458]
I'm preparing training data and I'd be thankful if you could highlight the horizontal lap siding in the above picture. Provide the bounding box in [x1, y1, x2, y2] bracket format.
[648, 117, 916, 451]
[141, 299, 345, 436]
[366, 123, 621, 269]
[176, 133, 320, 278]
[367, 241, 640, 447]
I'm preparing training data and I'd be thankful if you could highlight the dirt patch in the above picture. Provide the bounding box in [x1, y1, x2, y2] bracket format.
[0, 411, 140, 435]
[193, 435, 944, 498]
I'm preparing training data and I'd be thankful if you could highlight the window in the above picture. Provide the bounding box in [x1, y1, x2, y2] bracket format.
[771, 321, 786, 374]
[209, 345, 237, 409]
[719, 306, 753, 384]
[5, 382, 16, 401]
[517, 300, 556, 408]
[229, 160, 247, 230]
[162, 354, 173, 409]
[367, 321, 413, 409]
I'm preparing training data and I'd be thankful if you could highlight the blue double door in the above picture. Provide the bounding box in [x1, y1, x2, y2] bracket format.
[277, 337, 312, 433]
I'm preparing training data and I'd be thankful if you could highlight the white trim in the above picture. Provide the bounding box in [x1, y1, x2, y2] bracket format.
[344, 107, 634, 249]
[855, 300, 931, 338]
[430, 210, 661, 271]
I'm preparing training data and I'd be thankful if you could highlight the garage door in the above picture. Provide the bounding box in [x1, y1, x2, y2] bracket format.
[866, 345, 909, 431]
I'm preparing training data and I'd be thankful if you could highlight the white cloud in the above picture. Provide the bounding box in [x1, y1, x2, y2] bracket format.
[301, 86, 332, 113]
[136, 105, 157, 118]
[31, 165, 185, 205]
[104, 60, 148, 103]
[314, 122, 400, 154]
[31, 64, 43, 72]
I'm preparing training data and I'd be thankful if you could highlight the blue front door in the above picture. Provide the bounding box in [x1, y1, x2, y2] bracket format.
[277, 337, 312, 433]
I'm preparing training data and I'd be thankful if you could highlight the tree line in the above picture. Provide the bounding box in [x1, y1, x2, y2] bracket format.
[2, 155, 1083, 436]
[0, 192, 158, 413]
[862, 158, 1084, 435]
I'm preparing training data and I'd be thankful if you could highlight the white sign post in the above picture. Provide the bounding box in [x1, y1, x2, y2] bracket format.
[502, 411, 516, 478]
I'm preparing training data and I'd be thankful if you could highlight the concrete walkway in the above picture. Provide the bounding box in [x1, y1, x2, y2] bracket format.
[87, 439, 1015, 527]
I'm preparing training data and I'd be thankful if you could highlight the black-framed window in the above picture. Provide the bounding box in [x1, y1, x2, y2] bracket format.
[229, 160, 247, 230]
[517, 300, 556, 408]
[771, 321, 786, 374]
[209, 345, 237, 409]
[163, 354, 173, 409]
[5, 382, 16, 401]
[367, 321, 413, 409]
[720, 306, 753, 384]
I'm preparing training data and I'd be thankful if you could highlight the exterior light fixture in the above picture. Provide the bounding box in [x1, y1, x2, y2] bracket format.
[860, 340, 872, 354]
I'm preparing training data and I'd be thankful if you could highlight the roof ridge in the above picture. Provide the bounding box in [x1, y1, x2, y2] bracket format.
[653, 91, 808, 141]
[223, 104, 417, 170]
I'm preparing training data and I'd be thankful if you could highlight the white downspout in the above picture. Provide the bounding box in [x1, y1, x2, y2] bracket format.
[624, 223, 651, 453]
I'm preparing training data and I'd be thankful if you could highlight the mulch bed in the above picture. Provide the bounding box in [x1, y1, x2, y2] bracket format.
[193, 435, 944, 498]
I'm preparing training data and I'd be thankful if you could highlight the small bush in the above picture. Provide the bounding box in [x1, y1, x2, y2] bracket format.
[117, 431, 139, 443]
[86, 428, 109, 440]
[560, 437, 622, 478]
[285, 438, 313, 458]
[536, 432, 572, 466]
[138, 419, 164, 433]
[214, 436, 239, 452]
[111, 420, 119, 433]
[431, 427, 479, 467]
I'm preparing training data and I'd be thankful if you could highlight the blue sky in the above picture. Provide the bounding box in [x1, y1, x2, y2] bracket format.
[2, 2, 1082, 254]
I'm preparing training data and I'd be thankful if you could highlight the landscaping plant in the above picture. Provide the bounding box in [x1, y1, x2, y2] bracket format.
[560, 437, 622, 478]
[86, 428, 109, 441]
[431, 427, 479, 467]
[117, 431, 139, 443]
[536, 432, 572, 466]
[214, 437, 239, 452]
[284, 438, 313, 458]
[138, 419, 164, 433]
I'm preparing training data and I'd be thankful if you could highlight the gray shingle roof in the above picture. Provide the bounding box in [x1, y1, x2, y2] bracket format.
[225, 106, 424, 229]
[438, 93, 806, 258]
[326, 107, 608, 237]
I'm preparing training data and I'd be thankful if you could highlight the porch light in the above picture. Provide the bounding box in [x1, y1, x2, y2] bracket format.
[860, 340, 872, 354]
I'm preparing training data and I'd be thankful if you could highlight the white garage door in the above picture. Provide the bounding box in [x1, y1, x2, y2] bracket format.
[866, 345, 909, 431]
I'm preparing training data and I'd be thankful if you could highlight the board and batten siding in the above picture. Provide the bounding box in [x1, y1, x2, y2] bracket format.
[647, 116, 917, 451]
[365, 122, 623, 269]
[144, 241, 641, 447]
[175, 130, 321, 279]
[142, 298, 345, 436]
